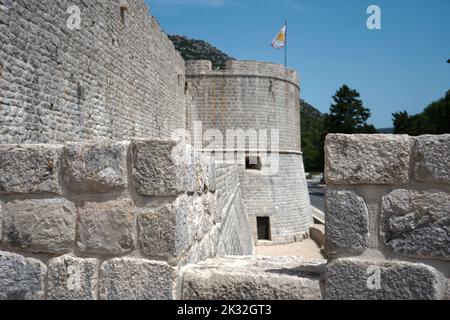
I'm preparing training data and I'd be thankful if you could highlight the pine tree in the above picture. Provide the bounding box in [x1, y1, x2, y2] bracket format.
[325, 85, 377, 134]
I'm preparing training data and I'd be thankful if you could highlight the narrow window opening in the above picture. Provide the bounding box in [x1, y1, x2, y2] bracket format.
[120, 8, 126, 25]
[245, 156, 262, 170]
[257, 217, 271, 241]
[120, 3, 128, 25]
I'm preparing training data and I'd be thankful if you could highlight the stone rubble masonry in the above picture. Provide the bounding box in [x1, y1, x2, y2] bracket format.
[0, 144, 63, 194]
[77, 199, 136, 255]
[181, 256, 325, 300]
[99, 258, 177, 300]
[0, 251, 47, 300]
[325, 134, 411, 185]
[414, 135, 450, 184]
[4, 198, 76, 254]
[325, 190, 369, 255]
[324, 133, 450, 300]
[63, 142, 129, 193]
[382, 189, 450, 260]
[325, 258, 447, 300]
[47, 255, 99, 300]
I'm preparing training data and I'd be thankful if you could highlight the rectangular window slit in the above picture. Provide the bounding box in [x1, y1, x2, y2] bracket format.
[120, 3, 129, 25]
[246, 156, 262, 170]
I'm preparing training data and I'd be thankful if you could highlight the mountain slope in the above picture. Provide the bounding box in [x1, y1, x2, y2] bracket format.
[169, 35, 234, 70]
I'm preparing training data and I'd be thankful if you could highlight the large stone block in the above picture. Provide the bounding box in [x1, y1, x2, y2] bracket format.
[382, 189, 450, 260]
[4, 199, 76, 254]
[63, 142, 129, 193]
[325, 134, 411, 185]
[325, 190, 369, 255]
[77, 199, 136, 255]
[414, 135, 450, 184]
[48, 255, 99, 300]
[138, 193, 215, 263]
[0, 144, 62, 194]
[99, 258, 177, 300]
[325, 258, 446, 300]
[182, 257, 325, 300]
[0, 251, 46, 300]
[131, 140, 212, 196]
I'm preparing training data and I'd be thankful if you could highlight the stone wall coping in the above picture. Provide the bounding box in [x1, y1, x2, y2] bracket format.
[185, 60, 300, 89]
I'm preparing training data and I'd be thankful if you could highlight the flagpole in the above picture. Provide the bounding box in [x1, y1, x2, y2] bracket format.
[284, 19, 287, 68]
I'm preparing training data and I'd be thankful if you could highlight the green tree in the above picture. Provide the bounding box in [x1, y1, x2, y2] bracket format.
[325, 85, 377, 134]
[392, 111, 410, 134]
[300, 100, 325, 172]
[392, 90, 450, 135]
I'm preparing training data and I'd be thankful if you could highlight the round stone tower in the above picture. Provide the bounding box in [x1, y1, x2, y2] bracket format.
[186, 60, 313, 245]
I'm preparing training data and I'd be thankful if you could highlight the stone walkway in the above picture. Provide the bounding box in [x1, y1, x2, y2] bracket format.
[255, 239, 325, 260]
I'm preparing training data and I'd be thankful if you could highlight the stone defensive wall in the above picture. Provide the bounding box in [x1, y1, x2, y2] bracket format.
[324, 134, 450, 300]
[185, 60, 312, 245]
[0, 139, 253, 299]
[0, 0, 186, 144]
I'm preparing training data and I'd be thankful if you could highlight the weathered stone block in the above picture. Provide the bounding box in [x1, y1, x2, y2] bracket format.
[382, 189, 450, 260]
[4, 199, 76, 254]
[325, 134, 411, 185]
[0, 251, 46, 300]
[63, 142, 129, 193]
[138, 194, 215, 262]
[132, 139, 182, 195]
[138, 204, 176, 260]
[325, 190, 369, 255]
[414, 135, 450, 184]
[131, 140, 211, 196]
[325, 258, 446, 300]
[0, 144, 62, 194]
[77, 199, 136, 255]
[99, 258, 177, 300]
[182, 257, 325, 300]
[48, 255, 99, 300]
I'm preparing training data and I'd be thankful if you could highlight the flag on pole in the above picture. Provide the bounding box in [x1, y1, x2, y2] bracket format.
[271, 24, 286, 49]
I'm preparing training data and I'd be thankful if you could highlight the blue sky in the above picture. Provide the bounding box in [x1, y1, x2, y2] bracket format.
[147, 0, 450, 128]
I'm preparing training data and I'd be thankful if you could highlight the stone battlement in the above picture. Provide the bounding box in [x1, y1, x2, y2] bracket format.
[186, 60, 300, 88]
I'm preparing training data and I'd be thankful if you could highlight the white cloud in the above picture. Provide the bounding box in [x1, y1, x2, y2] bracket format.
[151, 0, 228, 7]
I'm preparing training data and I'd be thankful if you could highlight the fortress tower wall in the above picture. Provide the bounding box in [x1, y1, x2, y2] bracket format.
[186, 60, 312, 244]
[0, 0, 186, 144]
[186, 60, 301, 151]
